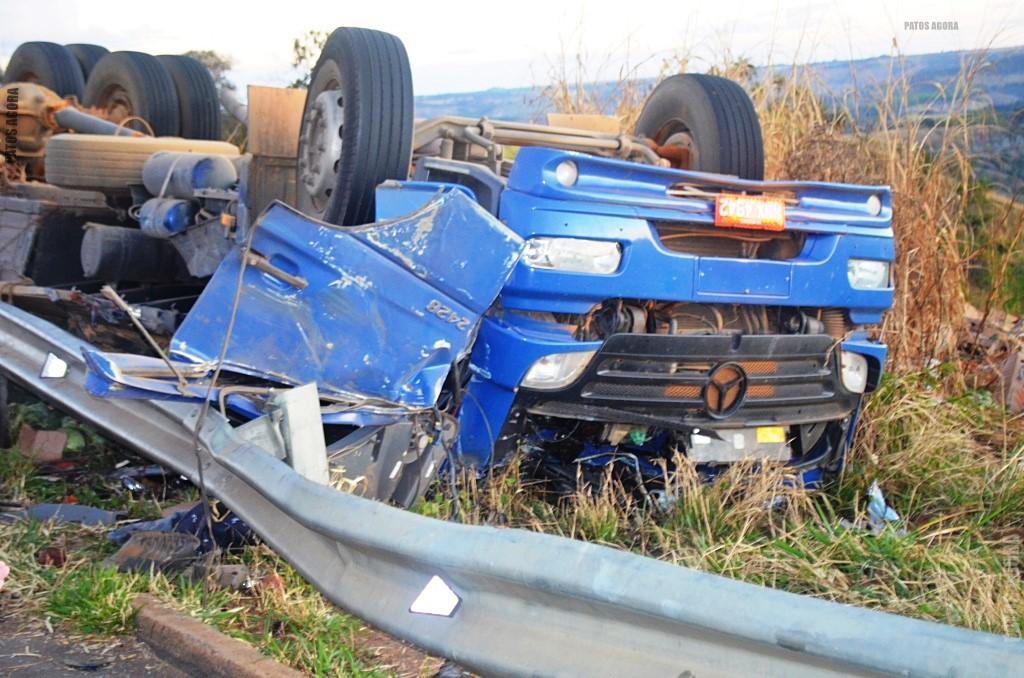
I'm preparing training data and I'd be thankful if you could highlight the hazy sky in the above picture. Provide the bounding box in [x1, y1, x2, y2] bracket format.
[1, 0, 1021, 95]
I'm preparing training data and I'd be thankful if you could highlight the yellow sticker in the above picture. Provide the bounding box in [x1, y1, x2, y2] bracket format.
[756, 426, 786, 444]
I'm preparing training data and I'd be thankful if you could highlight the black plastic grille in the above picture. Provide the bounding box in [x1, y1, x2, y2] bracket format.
[517, 333, 858, 427]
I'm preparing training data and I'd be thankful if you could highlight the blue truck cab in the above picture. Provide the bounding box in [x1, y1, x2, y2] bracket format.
[377, 144, 893, 485]
[18, 26, 893, 499]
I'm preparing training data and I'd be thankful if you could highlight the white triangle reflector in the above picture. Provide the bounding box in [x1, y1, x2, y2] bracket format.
[409, 575, 460, 617]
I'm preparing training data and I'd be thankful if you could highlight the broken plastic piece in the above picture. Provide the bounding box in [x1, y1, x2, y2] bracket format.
[867, 480, 900, 526]
[174, 500, 257, 555]
[410, 575, 460, 617]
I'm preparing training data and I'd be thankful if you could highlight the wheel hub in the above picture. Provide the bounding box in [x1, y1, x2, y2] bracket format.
[661, 130, 698, 170]
[298, 89, 344, 212]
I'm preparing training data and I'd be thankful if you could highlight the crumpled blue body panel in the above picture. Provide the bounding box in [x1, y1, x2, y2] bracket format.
[165, 190, 522, 408]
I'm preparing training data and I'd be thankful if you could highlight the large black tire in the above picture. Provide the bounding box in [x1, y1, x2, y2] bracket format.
[635, 73, 764, 180]
[297, 27, 413, 226]
[44, 134, 239, 192]
[84, 51, 180, 136]
[3, 42, 85, 98]
[157, 55, 221, 140]
[65, 43, 109, 80]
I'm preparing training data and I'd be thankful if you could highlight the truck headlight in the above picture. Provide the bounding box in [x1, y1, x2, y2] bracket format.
[555, 160, 578, 187]
[847, 259, 890, 289]
[522, 237, 621, 274]
[521, 350, 596, 390]
[866, 194, 883, 216]
[839, 351, 868, 394]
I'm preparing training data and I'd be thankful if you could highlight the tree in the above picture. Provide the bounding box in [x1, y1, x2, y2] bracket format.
[289, 30, 328, 89]
[184, 49, 236, 91]
[182, 50, 242, 143]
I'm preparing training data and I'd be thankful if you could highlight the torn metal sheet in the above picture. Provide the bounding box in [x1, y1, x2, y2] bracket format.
[167, 190, 522, 408]
[82, 350, 410, 428]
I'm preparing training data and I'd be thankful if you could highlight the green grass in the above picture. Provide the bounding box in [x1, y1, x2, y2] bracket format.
[46, 564, 145, 635]
[0, 512, 396, 676]
[0, 394, 399, 677]
[150, 547, 396, 677]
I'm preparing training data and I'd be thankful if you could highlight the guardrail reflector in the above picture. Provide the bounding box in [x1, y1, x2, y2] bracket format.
[410, 575, 460, 617]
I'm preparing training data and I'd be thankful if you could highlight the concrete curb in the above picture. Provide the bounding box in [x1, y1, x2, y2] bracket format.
[132, 594, 304, 678]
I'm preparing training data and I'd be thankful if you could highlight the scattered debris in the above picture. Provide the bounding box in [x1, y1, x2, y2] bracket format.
[39, 352, 67, 379]
[62, 654, 115, 671]
[433, 660, 473, 678]
[109, 464, 186, 494]
[160, 501, 198, 518]
[205, 563, 251, 592]
[108, 500, 257, 562]
[16, 423, 66, 463]
[20, 503, 123, 526]
[962, 304, 1024, 413]
[107, 513, 184, 546]
[174, 500, 257, 555]
[35, 546, 67, 568]
[839, 481, 906, 536]
[866, 481, 900, 526]
[106, 531, 200, 575]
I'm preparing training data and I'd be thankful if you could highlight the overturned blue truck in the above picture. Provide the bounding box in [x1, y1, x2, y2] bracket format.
[0, 27, 894, 506]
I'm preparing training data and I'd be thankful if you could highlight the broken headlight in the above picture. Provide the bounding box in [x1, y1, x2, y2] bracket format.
[839, 350, 869, 393]
[522, 237, 621, 275]
[521, 350, 596, 390]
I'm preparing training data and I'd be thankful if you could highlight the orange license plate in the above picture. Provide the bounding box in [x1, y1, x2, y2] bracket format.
[714, 194, 786, 231]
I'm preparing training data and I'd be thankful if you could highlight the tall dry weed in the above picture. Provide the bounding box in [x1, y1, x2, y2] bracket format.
[541, 47, 1024, 371]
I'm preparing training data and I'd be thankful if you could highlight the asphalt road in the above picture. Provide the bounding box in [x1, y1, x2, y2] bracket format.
[0, 611, 189, 678]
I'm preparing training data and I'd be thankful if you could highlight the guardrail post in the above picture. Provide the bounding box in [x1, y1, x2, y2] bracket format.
[0, 374, 8, 448]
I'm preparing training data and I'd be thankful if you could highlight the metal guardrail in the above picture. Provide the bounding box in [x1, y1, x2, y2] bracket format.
[2, 301, 1023, 677]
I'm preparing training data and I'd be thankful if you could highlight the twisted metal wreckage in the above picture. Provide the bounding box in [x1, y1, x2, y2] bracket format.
[2, 28, 1023, 677]
[0, 192, 1022, 676]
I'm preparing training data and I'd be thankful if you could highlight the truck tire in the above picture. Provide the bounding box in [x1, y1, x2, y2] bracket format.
[65, 44, 109, 80]
[3, 42, 85, 99]
[635, 73, 764, 180]
[157, 55, 221, 140]
[297, 27, 413, 226]
[44, 134, 239, 192]
[84, 51, 180, 136]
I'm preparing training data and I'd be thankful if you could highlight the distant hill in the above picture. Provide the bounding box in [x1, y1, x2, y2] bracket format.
[414, 46, 1024, 192]
[414, 46, 1024, 123]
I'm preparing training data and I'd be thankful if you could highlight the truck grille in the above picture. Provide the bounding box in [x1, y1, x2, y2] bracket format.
[518, 333, 859, 427]
[652, 222, 804, 260]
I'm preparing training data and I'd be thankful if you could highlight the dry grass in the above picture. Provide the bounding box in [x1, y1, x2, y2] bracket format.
[542, 48, 1024, 372]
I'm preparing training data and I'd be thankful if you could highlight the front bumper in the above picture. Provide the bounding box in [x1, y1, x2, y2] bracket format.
[518, 333, 858, 429]
[457, 315, 886, 466]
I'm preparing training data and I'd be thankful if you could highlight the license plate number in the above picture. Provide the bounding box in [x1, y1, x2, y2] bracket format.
[714, 194, 786, 231]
